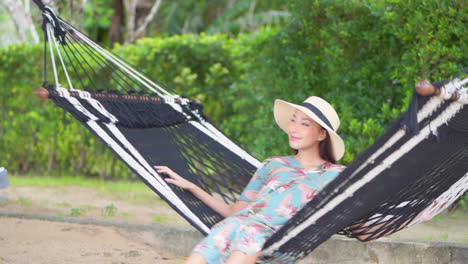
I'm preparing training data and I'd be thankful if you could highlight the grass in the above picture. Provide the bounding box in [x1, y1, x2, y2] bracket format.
[7, 174, 468, 243]
[70, 207, 86, 216]
[17, 196, 33, 209]
[10, 175, 162, 206]
[7, 175, 172, 222]
[11, 175, 149, 192]
[55, 201, 72, 207]
[151, 214, 173, 224]
[39, 199, 50, 206]
[68, 204, 97, 217]
[102, 204, 118, 217]
[120, 212, 130, 218]
[80, 204, 97, 211]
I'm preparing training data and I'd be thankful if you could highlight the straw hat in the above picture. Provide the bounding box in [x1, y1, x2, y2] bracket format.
[274, 96, 345, 161]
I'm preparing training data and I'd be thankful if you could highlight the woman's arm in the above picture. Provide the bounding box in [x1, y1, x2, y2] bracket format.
[154, 166, 249, 217]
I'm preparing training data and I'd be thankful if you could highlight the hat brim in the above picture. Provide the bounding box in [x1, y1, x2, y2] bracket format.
[274, 99, 345, 161]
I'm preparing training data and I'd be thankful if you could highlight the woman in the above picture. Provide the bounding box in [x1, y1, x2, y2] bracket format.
[155, 96, 346, 264]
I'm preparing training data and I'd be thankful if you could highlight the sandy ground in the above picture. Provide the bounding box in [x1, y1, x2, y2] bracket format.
[0, 217, 181, 264]
[0, 185, 189, 226]
[0, 184, 466, 264]
[0, 185, 188, 264]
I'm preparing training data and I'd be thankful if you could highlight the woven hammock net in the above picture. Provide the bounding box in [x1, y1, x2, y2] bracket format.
[34, 2, 467, 262]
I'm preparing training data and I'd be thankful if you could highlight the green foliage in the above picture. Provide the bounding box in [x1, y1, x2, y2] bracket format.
[113, 34, 241, 121]
[0, 34, 246, 178]
[0, 0, 466, 180]
[17, 196, 33, 209]
[463, 197, 468, 210]
[70, 204, 96, 216]
[224, 0, 466, 162]
[456, 194, 468, 211]
[0, 44, 129, 177]
[205, 0, 289, 35]
[157, 0, 288, 36]
[70, 207, 86, 216]
[151, 214, 172, 224]
[102, 203, 118, 217]
[83, 0, 115, 36]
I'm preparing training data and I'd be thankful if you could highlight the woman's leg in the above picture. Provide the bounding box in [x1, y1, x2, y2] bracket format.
[184, 252, 207, 264]
[225, 251, 260, 264]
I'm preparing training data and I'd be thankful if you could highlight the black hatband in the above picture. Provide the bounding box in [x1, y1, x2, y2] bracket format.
[301, 102, 334, 130]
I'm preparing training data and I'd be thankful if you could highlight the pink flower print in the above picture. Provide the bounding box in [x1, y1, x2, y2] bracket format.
[239, 235, 262, 252]
[272, 156, 293, 166]
[269, 167, 291, 178]
[213, 234, 230, 252]
[277, 205, 298, 219]
[307, 167, 324, 173]
[244, 224, 263, 236]
[305, 190, 317, 202]
[252, 213, 273, 222]
[242, 190, 259, 201]
[326, 163, 346, 172]
[195, 241, 211, 252]
[252, 223, 267, 233]
[297, 184, 318, 203]
[266, 173, 281, 183]
[214, 222, 235, 251]
[294, 167, 307, 175]
[241, 235, 256, 245]
[236, 211, 250, 218]
[276, 194, 298, 218]
[267, 180, 281, 190]
[276, 183, 294, 193]
[289, 168, 308, 177]
[252, 201, 267, 210]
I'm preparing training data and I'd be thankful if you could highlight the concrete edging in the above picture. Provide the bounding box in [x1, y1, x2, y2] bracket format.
[1, 211, 466, 264]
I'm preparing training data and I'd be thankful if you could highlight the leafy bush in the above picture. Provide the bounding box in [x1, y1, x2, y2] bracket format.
[0, 34, 247, 178]
[113, 34, 241, 122]
[0, 0, 465, 181]
[224, 0, 466, 162]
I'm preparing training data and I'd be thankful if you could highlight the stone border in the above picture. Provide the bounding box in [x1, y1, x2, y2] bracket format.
[1, 211, 466, 264]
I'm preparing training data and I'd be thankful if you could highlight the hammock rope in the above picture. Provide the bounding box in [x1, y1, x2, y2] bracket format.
[263, 80, 468, 258]
[35, 1, 261, 235]
[32, 1, 467, 262]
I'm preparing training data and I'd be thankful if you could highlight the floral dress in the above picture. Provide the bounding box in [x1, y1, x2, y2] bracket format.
[192, 156, 346, 264]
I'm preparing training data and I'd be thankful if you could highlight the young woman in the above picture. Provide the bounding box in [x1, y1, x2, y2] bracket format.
[154, 96, 346, 264]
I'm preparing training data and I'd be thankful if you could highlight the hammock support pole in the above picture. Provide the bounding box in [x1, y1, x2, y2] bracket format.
[34, 87, 203, 105]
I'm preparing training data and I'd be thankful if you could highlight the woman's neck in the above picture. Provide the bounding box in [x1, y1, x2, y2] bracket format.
[295, 147, 326, 169]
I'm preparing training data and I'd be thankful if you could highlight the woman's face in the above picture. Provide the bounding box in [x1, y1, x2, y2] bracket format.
[287, 109, 326, 151]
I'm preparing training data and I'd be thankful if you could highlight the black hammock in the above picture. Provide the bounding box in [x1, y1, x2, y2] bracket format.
[33, 1, 467, 262]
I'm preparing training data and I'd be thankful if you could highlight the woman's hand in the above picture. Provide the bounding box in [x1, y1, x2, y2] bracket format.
[154, 166, 196, 190]
[154, 166, 249, 218]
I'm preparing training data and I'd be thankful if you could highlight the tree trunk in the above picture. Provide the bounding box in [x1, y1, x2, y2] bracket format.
[71, 0, 88, 31]
[133, 0, 162, 41]
[109, 0, 124, 47]
[123, 0, 162, 43]
[42, 0, 58, 10]
[123, 0, 137, 44]
[2, 0, 40, 44]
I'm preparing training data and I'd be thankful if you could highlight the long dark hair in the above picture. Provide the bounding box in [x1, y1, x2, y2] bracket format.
[319, 131, 336, 164]
[292, 130, 336, 164]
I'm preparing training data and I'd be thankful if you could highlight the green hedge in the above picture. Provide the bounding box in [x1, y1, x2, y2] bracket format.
[0, 0, 466, 179]
[226, 0, 466, 162]
[0, 34, 249, 178]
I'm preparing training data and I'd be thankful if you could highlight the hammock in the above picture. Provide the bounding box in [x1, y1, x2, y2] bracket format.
[33, 1, 467, 262]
